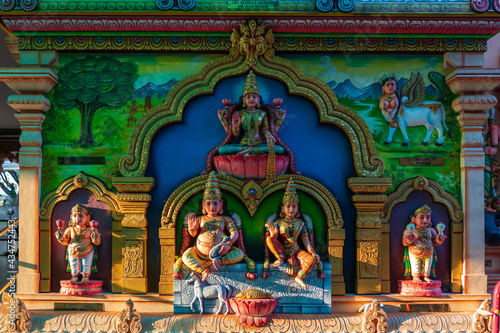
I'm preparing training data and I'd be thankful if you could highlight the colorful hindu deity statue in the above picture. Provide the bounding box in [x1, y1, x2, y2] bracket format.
[379, 74, 399, 132]
[204, 71, 300, 179]
[177, 172, 256, 281]
[402, 205, 446, 283]
[263, 178, 323, 289]
[54, 204, 101, 283]
[483, 107, 500, 213]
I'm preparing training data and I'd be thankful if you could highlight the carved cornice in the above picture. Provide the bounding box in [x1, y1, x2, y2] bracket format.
[446, 68, 500, 96]
[39, 171, 122, 220]
[472, 0, 500, 13]
[161, 174, 343, 229]
[15, 35, 487, 53]
[4, 17, 500, 35]
[381, 176, 463, 223]
[0, 68, 58, 94]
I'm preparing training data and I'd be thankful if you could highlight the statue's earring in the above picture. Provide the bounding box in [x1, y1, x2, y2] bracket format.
[280, 212, 285, 217]
[295, 212, 301, 217]
[257, 103, 260, 108]
[242, 102, 246, 108]
[202, 208, 207, 214]
[219, 209, 224, 214]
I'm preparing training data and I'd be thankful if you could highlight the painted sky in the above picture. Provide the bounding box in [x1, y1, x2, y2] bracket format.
[126, 54, 224, 88]
[283, 54, 443, 86]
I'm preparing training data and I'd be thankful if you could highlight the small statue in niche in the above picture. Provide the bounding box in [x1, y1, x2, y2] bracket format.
[264, 178, 323, 290]
[55, 204, 101, 283]
[402, 204, 446, 283]
[178, 172, 256, 281]
[204, 70, 300, 180]
[483, 107, 500, 213]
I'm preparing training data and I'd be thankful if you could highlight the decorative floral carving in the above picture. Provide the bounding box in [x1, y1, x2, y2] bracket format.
[359, 242, 379, 278]
[472, 299, 492, 333]
[231, 19, 274, 67]
[1, 295, 31, 332]
[123, 241, 144, 278]
[359, 300, 387, 333]
[116, 299, 142, 333]
[161, 245, 174, 276]
[471, 0, 490, 12]
[329, 246, 343, 276]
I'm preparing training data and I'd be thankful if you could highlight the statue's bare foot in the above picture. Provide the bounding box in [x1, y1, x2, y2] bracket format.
[70, 276, 79, 283]
[295, 277, 307, 290]
[81, 277, 89, 283]
[412, 277, 422, 283]
[201, 269, 210, 282]
[272, 259, 285, 267]
[423, 277, 433, 283]
[237, 148, 252, 155]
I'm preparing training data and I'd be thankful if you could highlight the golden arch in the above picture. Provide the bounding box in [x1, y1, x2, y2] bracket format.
[119, 44, 383, 178]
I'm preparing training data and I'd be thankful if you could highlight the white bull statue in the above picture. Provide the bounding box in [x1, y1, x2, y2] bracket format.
[379, 72, 450, 146]
[386, 98, 450, 146]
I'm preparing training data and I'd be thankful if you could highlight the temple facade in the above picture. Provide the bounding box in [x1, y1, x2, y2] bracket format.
[0, 0, 500, 332]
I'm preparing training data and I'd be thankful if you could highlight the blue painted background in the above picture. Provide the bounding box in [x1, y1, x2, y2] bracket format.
[146, 74, 357, 292]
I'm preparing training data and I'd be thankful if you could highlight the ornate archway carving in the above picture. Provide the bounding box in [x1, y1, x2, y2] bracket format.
[119, 19, 383, 178]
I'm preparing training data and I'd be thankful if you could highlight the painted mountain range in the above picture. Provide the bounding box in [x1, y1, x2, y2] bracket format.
[134, 78, 179, 98]
[326, 77, 440, 101]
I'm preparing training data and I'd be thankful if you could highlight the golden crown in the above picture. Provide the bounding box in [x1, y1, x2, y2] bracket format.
[282, 177, 299, 205]
[243, 70, 259, 96]
[203, 172, 222, 201]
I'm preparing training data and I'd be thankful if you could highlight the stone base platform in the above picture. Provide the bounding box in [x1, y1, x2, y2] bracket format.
[174, 263, 331, 314]
[0, 310, 479, 333]
[15, 292, 489, 313]
[398, 280, 442, 296]
[60, 280, 103, 296]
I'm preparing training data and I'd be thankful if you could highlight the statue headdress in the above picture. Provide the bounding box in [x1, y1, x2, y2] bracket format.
[282, 178, 299, 205]
[414, 204, 432, 215]
[203, 172, 222, 201]
[243, 70, 259, 96]
[70, 204, 93, 225]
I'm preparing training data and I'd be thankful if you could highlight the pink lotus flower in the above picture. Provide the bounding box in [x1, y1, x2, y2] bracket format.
[89, 220, 99, 229]
[229, 297, 278, 327]
[222, 98, 232, 107]
[213, 154, 289, 180]
[56, 220, 65, 229]
[273, 98, 283, 107]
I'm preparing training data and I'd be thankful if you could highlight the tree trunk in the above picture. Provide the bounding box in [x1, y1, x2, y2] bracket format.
[77, 103, 98, 147]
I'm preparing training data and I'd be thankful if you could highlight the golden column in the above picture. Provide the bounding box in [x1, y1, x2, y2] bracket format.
[445, 52, 500, 294]
[113, 177, 155, 293]
[347, 177, 392, 294]
[0, 50, 58, 293]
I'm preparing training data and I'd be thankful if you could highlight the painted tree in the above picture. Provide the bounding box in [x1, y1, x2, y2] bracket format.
[0, 170, 18, 202]
[53, 55, 138, 146]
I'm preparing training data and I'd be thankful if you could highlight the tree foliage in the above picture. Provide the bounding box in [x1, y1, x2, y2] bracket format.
[0, 170, 19, 201]
[53, 55, 138, 146]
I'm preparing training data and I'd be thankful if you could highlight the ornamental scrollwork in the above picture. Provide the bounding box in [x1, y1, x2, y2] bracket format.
[123, 241, 144, 278]
[359, 242, 379, 278]
[359, 300, 388, 333]
[231, 19, 274, 67]
[116, 299, 142, 333]
[472, 299, 492, 333]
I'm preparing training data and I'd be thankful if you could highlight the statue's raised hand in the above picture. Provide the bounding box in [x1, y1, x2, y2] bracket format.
[232, 111, 241, 129]
[218, 109, 227, 124]
[188, 213, 198, 230]
[268, 222, 278, 239]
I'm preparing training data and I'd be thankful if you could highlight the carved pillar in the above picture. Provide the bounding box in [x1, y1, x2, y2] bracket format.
[0, 51, 58, 294]
[159, 227, 175, 295]
[113, 177, 155, 294]
[347, 177, 392, 294]
[445, 52, 500, 294]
